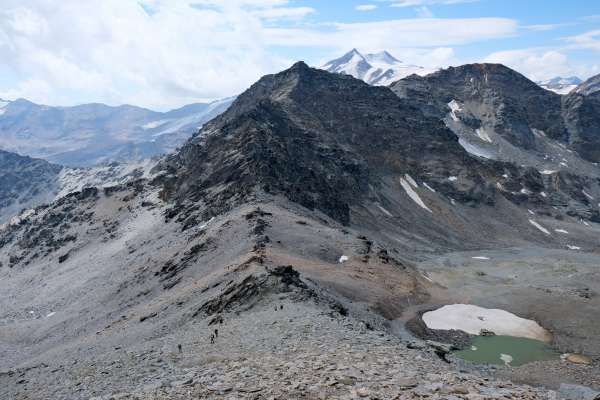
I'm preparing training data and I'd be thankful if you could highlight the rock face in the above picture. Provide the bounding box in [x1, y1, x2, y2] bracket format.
[0, 150, 159, 225]
[0, 97, 233, 167]
[391, 64, 567, 148]
[0, 150, 62, 224]
[391, 66, 600, 165]
[563, 74, 600, 162]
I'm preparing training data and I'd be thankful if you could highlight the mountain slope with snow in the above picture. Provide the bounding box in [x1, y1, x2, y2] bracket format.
[0, 97, 234, 167]
[0, 149, 159, 225]
[321, 49, 434, 86]
[537, 76, 582, 95]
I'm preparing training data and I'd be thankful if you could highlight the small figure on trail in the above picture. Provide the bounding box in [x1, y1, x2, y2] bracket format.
[214, 329, 219, 338]
[178, 344, 182, 353]
[210, 333, 215, 344]
[280, 305, 283, 310]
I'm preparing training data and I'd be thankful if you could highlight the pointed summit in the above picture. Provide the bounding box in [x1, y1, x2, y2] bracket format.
[321, 49, 433, 85]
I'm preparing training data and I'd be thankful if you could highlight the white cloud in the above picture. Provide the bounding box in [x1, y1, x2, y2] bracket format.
[0, 0, 298, 109]
[356, 5, 378, 11]
[0, 0, 517, 109]
[484, 48, 598, 81]
[564, 30, 600, 52]
[415, 6, 434, 18]
[266, 18, 517, 48]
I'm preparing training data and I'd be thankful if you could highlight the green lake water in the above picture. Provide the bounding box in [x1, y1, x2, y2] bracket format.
[455, 335, 559, 366]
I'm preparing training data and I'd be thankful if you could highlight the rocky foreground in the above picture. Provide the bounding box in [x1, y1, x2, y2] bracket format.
[3, 294, 561, 400]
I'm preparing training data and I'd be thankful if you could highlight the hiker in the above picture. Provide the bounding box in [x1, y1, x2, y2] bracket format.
[214, 328, 219, 338]
[178, 344, 182, 353]
[210, 333, 215, 344]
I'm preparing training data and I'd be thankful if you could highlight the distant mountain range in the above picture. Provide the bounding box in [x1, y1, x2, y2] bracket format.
[536, 76, 582, 95]
[321, 49, 434, 86]
[0, 97, 234, 167]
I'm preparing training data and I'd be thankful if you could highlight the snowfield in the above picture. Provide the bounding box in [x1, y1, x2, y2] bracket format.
[422, 304, 552, 342]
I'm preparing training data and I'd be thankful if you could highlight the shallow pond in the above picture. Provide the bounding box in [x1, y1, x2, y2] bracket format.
[455, 335, 560, 366]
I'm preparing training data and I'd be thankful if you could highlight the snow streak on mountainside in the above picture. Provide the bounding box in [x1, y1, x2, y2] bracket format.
[321, 49, 434, 86]
[536, 76, 582, 95]
[0, 97, 234, 167]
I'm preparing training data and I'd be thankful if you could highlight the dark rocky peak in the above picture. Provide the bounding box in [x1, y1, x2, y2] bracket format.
[390, 63, 567, 146]
[163, 63, 501, 224]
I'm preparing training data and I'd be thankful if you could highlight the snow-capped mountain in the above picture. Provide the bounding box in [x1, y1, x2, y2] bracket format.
[574, 73, 600, 96]
[0, 97, 234, 167]
[536, 76, 582, 95]
[321, 49, 434, 86]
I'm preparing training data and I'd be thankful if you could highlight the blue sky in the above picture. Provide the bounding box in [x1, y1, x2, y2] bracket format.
[0, 0, 598, 110]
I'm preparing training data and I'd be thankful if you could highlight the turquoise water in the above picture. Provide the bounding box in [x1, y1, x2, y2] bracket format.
[455, 335, 559, 366]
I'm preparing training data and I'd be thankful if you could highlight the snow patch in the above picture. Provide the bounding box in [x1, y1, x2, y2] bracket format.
[475, 128, 492, 143]
[423, 182, 436, 193]
[377, 204, 393, 217]
[339, 255, 349, 263]
[472, 256, 490, 260]
[458, 138, 493, 159]
[528, 209, 535, 215]
[404, 174, 418, 188]
[554, 229, 569, 234]
[540, 170, 557, 175]
[422, 304, 551, 342]
[46, 312, 56, 318]
[448, 176, 458, 182]
[529, 219, 551, 235]
[582, 190, 594, 200]
[448, 100, 462, 122]
[566, 245, 581, 250]
[500, 354, 514, 366]
[400, 178, 432, 213]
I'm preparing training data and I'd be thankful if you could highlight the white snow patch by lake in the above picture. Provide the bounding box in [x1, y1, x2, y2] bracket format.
[528, 209, 535, 215]
[540, 192, 547, 198]
[448, 176, 458, 182]
[529, 219, 551, 235]
[422, 304, 551, 342]
[540, 170, 557, 175]
[500, 354, 514, 366]
[567, 245, 581, 250]
[582, 190, 594, 200]
[423, 182, 436, 193]
[531, 128, 546, 138]
[46, 312, 56, 318]
[559, 162, 568, 167]
[520, 188, 531, 195]
[471, 345, 478, 351]
[472, 256, 490, 260]
[339, 255, 349, 263]
[400, 178, 432, 213]
[475, 128, 492, 143]
[554, 229, 569, 234]
[377, 204, 393, 217]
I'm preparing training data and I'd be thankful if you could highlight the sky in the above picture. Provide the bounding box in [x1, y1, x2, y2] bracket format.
[0, 0, 598, 110]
